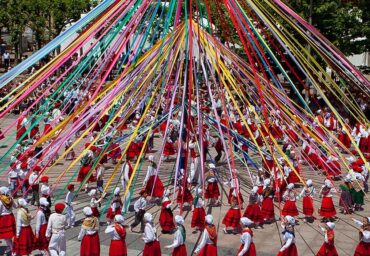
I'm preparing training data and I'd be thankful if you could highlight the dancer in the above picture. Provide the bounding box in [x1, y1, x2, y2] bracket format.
[106, 187, 122, 224]
[89, 189, 102, 218]
[205, 168, 220, 206]
[78, 207, 100, 256]
[28, 166, 41, 206]
[46, 203, 67, 256]
[191, 188, 206, 233]
[65, 184, 76, 228]
[159, 189, 175, 234]
[316, 222, 338, 256]
[142, 212, 161, 256]
[243, 186, 262, 226]
[319, 179, 337, 221]
[164, 215, 187, 256]
[282, 183, 299, 218]
[353, 216, 370, 256]
[40, 176, 52, 206]
[130, 190, 148, 233]
[261, 179, 275, 223]
[13, 198, 34, 256]
[223, 192, 242, 234]
[105, 215, 127, 256]
[299, 179, 315, 222]
[339, 175, 354, 214]
[34, 197, 50, 255]
[237, 217, 256, 256]
[0, 187, 16, 254]
[277, 215, 298, 256]
[194, 214, 218, 255]
[143, 155, 164, 199]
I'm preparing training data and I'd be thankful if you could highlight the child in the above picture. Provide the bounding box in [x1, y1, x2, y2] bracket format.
[40, 175, 52, 206]
[238, 217, 256, 256]
[130, 190, 147, 232]
[159, 189, 175, 234]
[277, 215, 298, 256]
[13, 198, 34, 255]
[205, 169, 220, 206]
[299, 179, 315, 222]
[194, 214, 218, 255]
[78, 207, 100, 256]
[316, 222, 338, 256]
[191, 188, 206, 233]
[106, 187, 122, 224]
[89, 189, 102, 218]
[34, 197, 51, 255]
[142, 213, 161, 255]
[65, 184, 76, 228]
[105, 215, 127, 256]
[0, 187, 17, 253]
[164, 215, 187, 255]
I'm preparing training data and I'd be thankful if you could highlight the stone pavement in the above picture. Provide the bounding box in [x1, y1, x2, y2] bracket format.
[0, 114, 368, 255]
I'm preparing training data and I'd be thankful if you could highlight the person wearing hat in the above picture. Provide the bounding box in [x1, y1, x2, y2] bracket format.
[277, 215, 297, 256]
[299, 179, 316, 222]
[89, 189, 102, 218]
[13, 198, 34, 255]
[78, 207, 100, 256]
[142, 212, 161, 255]
[0, 186, 17, 253]
[105, 215, 127, 256]
[176, 183, 194, 207]
[64, 138, 76, 161]
[77, 146, 96, 192]
[46, 203, 67, 255]
[143, 155, 164, 199]
[224, 171, 244, 207]
[8, 162, 19, 196]
[353, 217, 370, 240]
[316, 222, 338, 256]
[40, 175, 52, 206]
[106, 187, 123, 225]
[282, 183, 299, 217]
[65, 184, 76, 228]
[339, 175, 354, 214]
[159, 189, 175, 234]
[260, 178, 275, 224]
[165, 215, 187, 255]
[16, 111, 28, 141]
[205, 169, 220, 207]
[191, 188, 205, 233]
[19, 162, 30, 196]
[243, 186, 262, 226]
[130, 190, 148, 232]
[319, 179, 337, 221]
[34, 197, 51, 255]
[354, 226, 370, 255]
[29, 166, 41, 206]
[194, 214, 218, 255]
[223, 190, 242, 234]
[163, 136, 176, 161]
[237, 217, 256, 256]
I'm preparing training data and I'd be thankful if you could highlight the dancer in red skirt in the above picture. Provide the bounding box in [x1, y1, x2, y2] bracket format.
[89, 189, 102, 218]
[205, 168, 220, 206]
[106, 187, 122, 224]
[16, 112, 28, 141]
[243, 186, 262, 226]
[191, 188, 206, 233]
[142, 213, 162, 256]
[13, 198, 34, 256]
[164, 215, 187, 256]
[299, 179, 315, 222]
[163, 137, 176, 161]
[194, 214, 218, 256]
[34, 197, 50, 255]
[282, 183, 299, 217]
[78, 207, 100, 256]
[238, 217, 256, 256]
[177, 185, 193, 206]
[159, 190, 175, 234]
[0, 187, 16, 254]
[225, 173, 244, 207]
[105, 215, 127, 256]
[223, 195, 242, 234]
[277, 215, 298, 256]
[316, 222, 338, 256]
[144, 155, 164, 199]
[338, 119, 351, 149]
[354, 230, 370, 256]
[319, 179, 336, 221]
[261, 179, 275, 223]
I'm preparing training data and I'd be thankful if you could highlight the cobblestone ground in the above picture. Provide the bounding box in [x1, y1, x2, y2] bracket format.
[0, 115, 368, 255]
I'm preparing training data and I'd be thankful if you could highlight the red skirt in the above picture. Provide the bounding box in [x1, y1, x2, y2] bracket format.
[338, 133, 351, 148]
[354, 241, 370, 256]
[288, 171, 300, 184]
[106, 207, 122, 220]
[359, 137, 368, 153]
[191, 208, 206, 229]
[261, 197, 275, 219]
[198, 244, 217, 256]
[91, 206, 100, 218]
[0, 214, 16, 239]
[77, 165, 96, 182]
[319, 197, 336, 218]
[276, 244, 298, 256]
[302, 196, 314, 216]
[172, 244, 187, 256]
[222, 208, 241, 228]
[243, 204, 262, 223]
[143, 240, 162, 256]
[177, 188, 193, 204]
[228, 189, 244, 204]
[34, 223, 49, 250]
[282, 200, 299, 217]
[13, 226, 34, 255]
[238, 242, 256, 256]
[163, 142, 176, 156]
[316, 243, 338, 256]
[146, 175, 164, 197]
[16, 127, 28, 140]
[109, 239, 127, 256]
[159, 208, 175, 232]
[205, 183, 220, 199]
[81, 233, 100, 256]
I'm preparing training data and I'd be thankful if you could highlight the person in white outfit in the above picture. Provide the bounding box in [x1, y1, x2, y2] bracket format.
[65, 184, 76, 228]
[46, 203, 67, 256]
[165, 215, 187, 255]
[238, 217, 256, 256]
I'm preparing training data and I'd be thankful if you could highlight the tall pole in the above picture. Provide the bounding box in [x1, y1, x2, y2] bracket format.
[307, 0, 313, 59]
